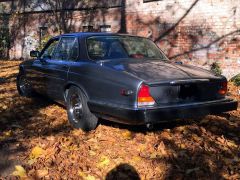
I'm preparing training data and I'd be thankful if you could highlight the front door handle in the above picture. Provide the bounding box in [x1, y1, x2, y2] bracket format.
[62, 65, 68, 70]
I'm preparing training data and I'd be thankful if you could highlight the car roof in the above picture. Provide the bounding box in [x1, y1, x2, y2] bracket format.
[58, 32, 141, 38]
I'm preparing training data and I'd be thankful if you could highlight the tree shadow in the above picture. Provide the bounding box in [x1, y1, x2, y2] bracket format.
[169, 29, 240, 60]
[154, 0, 200, 43]
[0, 143, 27, 176]
[151, 127, 239, 179]
[0, 61, 72, 175]
[0, 73, 18, 85]
[198, 113, 240, 145]
[118, 0, 127, 33]
[0, 92, 74, 176]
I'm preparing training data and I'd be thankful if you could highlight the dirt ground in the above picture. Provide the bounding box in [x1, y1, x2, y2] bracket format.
[0, 60, 239, 179]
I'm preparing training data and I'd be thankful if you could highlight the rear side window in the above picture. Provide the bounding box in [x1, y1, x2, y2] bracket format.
[87, 39, 108, 60]
[53, 37, 79, 61]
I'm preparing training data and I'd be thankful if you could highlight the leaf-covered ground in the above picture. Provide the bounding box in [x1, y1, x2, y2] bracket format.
[0, 60, 239, 179]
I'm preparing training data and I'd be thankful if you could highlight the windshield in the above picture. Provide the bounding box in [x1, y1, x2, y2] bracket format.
[87, 36, 167, 61]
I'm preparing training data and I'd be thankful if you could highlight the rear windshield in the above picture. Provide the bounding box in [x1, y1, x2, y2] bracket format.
[86, 36, 167, 61]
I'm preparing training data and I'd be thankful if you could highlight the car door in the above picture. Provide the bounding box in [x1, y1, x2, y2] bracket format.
[31, 37, 60, 95]
[42, 36, 79, 102]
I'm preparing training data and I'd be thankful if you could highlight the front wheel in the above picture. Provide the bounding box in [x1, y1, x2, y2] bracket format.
[17, 73, 33, 97]
[66, 86, 98, 131]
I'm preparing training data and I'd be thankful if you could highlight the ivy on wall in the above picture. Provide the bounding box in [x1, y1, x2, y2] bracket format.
[0, 3, 10, 59]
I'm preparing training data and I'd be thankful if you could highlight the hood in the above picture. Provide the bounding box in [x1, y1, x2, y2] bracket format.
[102, 59, 222, 83]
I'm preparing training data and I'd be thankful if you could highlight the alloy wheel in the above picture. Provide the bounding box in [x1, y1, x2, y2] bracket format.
[69, 93, 83, 123]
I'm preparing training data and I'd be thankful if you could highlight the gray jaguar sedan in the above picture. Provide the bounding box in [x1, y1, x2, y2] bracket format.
[17, 32, 238, 131]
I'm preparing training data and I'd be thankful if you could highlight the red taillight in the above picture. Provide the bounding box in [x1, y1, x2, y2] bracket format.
[137, 84, 155, 107]
[218, 81, 227, 95]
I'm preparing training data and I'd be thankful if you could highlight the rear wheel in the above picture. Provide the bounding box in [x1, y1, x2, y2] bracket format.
[66, 86, 98, 131]
[17, 73, 33, 97]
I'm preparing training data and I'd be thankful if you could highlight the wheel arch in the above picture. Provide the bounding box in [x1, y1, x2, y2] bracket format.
[64, 82, 89, 101]
[19, 65, 25, 74]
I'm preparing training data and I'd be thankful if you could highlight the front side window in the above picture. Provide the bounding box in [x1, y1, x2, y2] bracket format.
[40, 38, 59, 59]
[87, 36, 167, 61]
[53, 37, 79, 60]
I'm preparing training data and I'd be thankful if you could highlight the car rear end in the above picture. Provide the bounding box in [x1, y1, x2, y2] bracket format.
[134, 78, 238, 125]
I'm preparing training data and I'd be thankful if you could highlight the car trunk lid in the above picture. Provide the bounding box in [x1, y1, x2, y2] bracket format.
[103, 59, 221, 82]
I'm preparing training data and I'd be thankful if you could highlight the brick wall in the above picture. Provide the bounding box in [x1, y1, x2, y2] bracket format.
[8, 0, 240, 79]
[126, 0, 240, 79]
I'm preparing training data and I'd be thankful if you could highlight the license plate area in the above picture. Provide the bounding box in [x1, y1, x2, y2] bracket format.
[179, 84, 197, 101]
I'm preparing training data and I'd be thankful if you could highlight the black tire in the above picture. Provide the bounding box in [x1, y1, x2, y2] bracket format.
[66, 86, 98, 131]
[17, 73, 33, 97]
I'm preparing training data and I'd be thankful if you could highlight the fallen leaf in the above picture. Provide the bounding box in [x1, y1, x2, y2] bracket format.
[62, 144, 79, 151]
[72, 129, 83, 136]
[28, 159, 36, 165]
[78, 171, 96, 180]
[28, 146, 45, 164]
[200, 119, 210, 124]
[30, 146, 45, 159]
[36, 169, 48, 178]
[226, 140, 238, 148]
[2, 105, 7, 110]
[46, 136, 55, 141]
[137, 144, 146, 152]
[85, 175, 96, 180]
[122, 130, 132, 139]
[192, 134, 201, 142]
[78, 171, 87, 178]
[12, 165, 27, 178]
[216, 137, 225, 144]
[4, 130, 12, 137]
[132, 156, 141, 162]
[97, 156, 110, 168]
[89, 150, 96, 156]
[157, 141, 167, 156]
[161, 131, 172, 140]
[0, 130, 12, 141]
[150, 152, 161, 159]
[180, 143, 186, 149]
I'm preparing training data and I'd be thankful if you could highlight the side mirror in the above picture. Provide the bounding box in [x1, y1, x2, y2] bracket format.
[30, 50, 40, 58]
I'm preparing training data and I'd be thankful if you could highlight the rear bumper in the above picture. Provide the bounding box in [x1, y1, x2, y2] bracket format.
[89, 98, 238, 125]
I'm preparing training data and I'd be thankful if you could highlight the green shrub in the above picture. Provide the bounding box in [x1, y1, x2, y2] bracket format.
[210, 62, 222, 76]
[230, 74, 240, 86]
